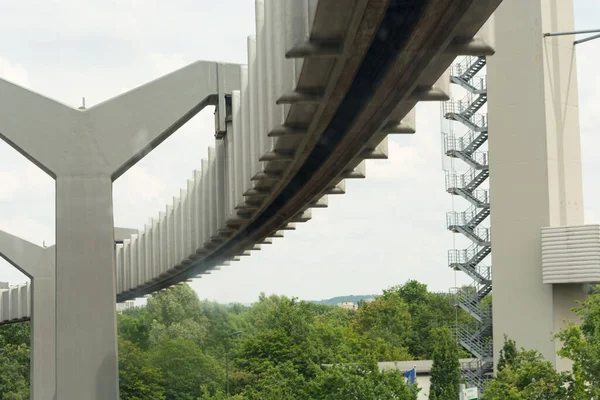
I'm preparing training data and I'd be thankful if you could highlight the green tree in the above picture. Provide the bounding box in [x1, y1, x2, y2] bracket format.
[353, 289, 413, 361]
[0, 342, 30, 399]
[390, 281, 471, 359]
[497, 335, 517, 372]
[151, 338, 224, 400]
[118, 338, 166, 400]
[0, 323, 30, 348]
[118, 307, 151, 350]
[240, 361, 307, 400]
[235, 295, 334, 375]
[429, 326, 460, 400]
[2, 280, 522, 399]
[483, 343, 570, 400]
[0, 323, 30, 399]
[308, 361, 418, 400]
[555, 293, 600, 399]
[146, 285, 208, 330]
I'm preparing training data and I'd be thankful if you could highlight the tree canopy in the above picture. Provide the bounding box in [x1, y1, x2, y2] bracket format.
[429, 326, 460, 400]
[0, 280, 490, 398]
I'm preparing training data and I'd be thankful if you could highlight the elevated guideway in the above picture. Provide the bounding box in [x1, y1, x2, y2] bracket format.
[0, 283, 30, 325]
[114, 0, 501, 302]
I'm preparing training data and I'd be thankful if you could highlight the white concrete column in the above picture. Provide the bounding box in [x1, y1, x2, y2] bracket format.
[55, 175, 119, 398]
[487, 0, 586, 370]
[30, 248, 56, 400]
[0, 231, 56, 400]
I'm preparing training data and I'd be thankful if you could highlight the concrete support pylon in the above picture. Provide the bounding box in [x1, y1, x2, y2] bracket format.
[0, 62, 240, 399]
[487, 0, 586, 371]
[0, 231, 55, 399]
[0, 228, 142, 399]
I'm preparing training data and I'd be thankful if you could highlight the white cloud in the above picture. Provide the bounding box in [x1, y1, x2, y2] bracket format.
[0, 171, 21, 201]
[0, 57, 31, 87]
[368, 140, 431, 181]
[148, 52, 189, 76]
[114, 165, 168, 227]
[585, 209, 598, 224]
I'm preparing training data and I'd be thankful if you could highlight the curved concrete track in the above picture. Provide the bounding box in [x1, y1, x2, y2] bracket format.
[112, 0, 501, 302]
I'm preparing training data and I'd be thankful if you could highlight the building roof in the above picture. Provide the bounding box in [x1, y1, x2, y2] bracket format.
[378, 359, 478, 375]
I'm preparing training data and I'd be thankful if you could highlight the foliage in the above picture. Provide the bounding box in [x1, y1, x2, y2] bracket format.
[0, 280, 518, 398]
[118, 308, 151, 350]
[353, 287, 413, 361]
[0, 343, 30, 399]
[307, 362, 419, 400]
[151, 338, 224, 399]
[0, 323, 30, 399]
[555, 292, 600, 399]
[497, 335, 517, 372]
[429, 326, 460, 400]
[310, 294, 376, 306]
[483, 343, 571, 400]
[396, 280, 471, 359]
[118, 338, 165, 400]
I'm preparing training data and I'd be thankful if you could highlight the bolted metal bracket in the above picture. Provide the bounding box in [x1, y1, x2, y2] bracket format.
[214, 62, 234, 139]
[214, 94, 232, 139]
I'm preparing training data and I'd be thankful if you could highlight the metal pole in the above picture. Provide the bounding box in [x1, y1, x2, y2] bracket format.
[459, 383, 466, 400]
[543, 28, 600, 37]
[575, 32, 600, 45]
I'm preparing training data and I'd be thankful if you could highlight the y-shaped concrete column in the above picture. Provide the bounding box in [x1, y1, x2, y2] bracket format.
[0, 231, 55, 399]
[0, 228, 140, 399]
[0, 62, 239, 399]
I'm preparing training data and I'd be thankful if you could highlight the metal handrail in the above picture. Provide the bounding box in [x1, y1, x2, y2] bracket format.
[448, 244, 491, 267]
[457, 326, 493, 358]
[474, 227, 490, 242]
[450, 56, 484, 78]
[443, 133, 489, 167]
[448, 257, 492, 282]
[444, 91, 486, 115]
[472, 152, 488, 167]
[473, 189, 490, 205]
[447, 205, 489, 229]
[443, 130, 481, 153]
[445, 111, 488, 131]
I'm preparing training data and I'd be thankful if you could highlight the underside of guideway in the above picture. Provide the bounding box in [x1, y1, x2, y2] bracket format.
[113, 0, 501, 303]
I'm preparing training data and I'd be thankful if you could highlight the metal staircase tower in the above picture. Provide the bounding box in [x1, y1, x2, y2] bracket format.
[443, 56, 493, 393]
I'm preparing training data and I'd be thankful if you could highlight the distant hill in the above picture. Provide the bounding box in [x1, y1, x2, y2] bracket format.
[309, 294, 376, 306]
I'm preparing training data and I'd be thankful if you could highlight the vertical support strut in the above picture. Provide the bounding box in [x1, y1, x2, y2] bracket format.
[55, 176, 118, 397]
[443, 55, 493, 393]
[487, 0, 586, 372]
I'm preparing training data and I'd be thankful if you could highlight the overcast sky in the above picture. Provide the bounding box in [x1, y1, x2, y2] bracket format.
[1, 1, 599, 304]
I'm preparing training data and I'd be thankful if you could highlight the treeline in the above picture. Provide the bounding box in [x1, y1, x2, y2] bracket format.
[310, 294, 375, 306]
[0, 280, 469, 399]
